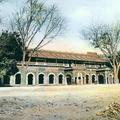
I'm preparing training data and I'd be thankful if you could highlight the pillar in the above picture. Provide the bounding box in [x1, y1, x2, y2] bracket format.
[64, 76, 67, 85]
[10, 75, 15, 86]
[55, 75, 58, 85]
[89, 74, 92, 84]
[44, 75, 48, 85]
[35, 73, 38, 85]
[33, 74, 36, 85]
[105, 72, 108, 84]
[81, 76, 83, 85]
[21, 71, 27, 86]
[96, 75, 99, 84]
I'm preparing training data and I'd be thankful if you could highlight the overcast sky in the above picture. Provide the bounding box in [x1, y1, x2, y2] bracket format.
[1, 0, 120, 53]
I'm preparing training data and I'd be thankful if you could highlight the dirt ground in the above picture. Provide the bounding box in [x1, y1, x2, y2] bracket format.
[0, 84, 120, 120]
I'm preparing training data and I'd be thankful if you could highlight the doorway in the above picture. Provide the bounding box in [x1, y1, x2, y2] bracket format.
[66, 74, 72, 85]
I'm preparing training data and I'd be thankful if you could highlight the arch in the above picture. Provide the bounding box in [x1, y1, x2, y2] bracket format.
[86, 75, 89, 84]
[59, 75, 63, 84]
[66, 74, 72, 85]
[26, 72, 35, 85]
[58, 73, 64, 84]
[98, 74, 105, 84]
[92, 74, 96, 83]
[15, 73, 21, 84]
[78, 73, 82, 80]
[48, 73, 55, 84]
[38, 73, 44, 84]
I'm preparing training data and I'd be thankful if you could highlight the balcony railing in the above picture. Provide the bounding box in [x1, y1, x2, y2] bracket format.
[85, 65, 107, 69]
[17, 62, 108, 70]
[17, 62, 65, 67]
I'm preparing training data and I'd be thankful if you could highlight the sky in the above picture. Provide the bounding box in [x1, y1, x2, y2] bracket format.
[1, 0, 120, 53]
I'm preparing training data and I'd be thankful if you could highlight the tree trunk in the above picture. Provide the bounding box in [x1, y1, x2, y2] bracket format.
[22, 51, 26, 67]
[113, 64, 119, 84]
[21, 51, 26, 86]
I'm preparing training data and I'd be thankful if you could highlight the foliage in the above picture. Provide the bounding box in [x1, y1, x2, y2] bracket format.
[82, 23, 120, 83]
[83, 24, 120, 64]
[11, 0, 65, 65]
[0, 31, 23, 77]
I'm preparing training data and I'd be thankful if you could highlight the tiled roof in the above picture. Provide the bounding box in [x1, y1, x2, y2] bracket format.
[31, 50, 107, 63]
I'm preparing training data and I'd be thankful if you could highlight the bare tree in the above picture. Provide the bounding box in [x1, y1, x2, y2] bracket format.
[82, 23, 120, 83]
[11, 0, 65, 67]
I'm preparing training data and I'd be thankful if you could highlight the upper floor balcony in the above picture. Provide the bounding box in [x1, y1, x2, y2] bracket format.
[17, 62, 108, 70]
[85, 64, 108, 69]
[17, 62, 66, 67]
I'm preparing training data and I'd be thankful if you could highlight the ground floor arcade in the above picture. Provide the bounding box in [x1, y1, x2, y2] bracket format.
[0, 71, 114, 86]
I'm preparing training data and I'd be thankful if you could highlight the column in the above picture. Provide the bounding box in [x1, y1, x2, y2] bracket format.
[76, 77, 79, 85]
[96, 75, 99, 84]
[35, 73, 38, 85]
[105, 72, 108, 84]
[89, 74, 92, 84]
[82, 76, 85, 85]
[64, 76, 67, 85]
[44, 75, 48, 85]
[21, 71, 27, 86]
[10, 75, 15, 86]
[84, 77, 86, 84]
[81, 75, 83, 85]
[55, 75, 59, 85]
[33, 74, 36, 85]
[77, 73, 80, 85]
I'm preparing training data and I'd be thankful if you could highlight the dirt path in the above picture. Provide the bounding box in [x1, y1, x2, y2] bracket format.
[0, 85, 120, 120]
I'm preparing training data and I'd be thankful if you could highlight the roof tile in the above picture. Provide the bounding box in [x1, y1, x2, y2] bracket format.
[31, 50, 107, 63]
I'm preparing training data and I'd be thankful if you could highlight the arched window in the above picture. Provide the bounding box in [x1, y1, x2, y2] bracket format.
[27, 74, 34, 85]
[86, 75, 89, 84]
[92, 75, 96, 83]
[49, 74, 55, 84]
[38, 74, 44, 84]
[66, 74, 72, 85]
[78, 77, 81, 80]
[98, 75, 104, 84]
[15, 74, 21, 84]
[58, 74, 64, 84]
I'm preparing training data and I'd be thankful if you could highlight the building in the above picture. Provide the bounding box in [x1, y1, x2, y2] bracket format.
[7, 50, 114, 86]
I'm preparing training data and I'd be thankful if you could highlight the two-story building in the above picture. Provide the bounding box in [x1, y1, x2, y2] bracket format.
[4, 50, 114, 86]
